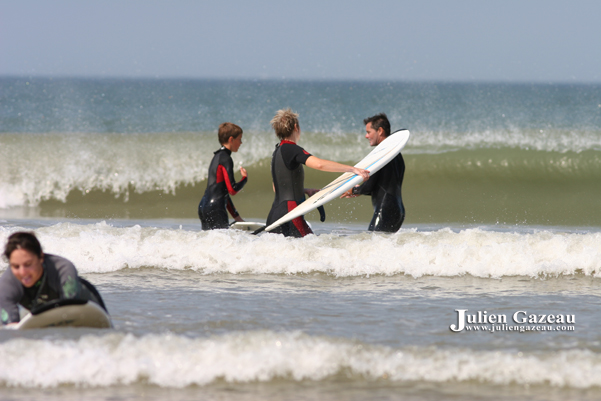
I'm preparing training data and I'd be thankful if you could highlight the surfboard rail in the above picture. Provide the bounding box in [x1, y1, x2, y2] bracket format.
[230, 221, 266, 232]
[4, 300, 113, 330]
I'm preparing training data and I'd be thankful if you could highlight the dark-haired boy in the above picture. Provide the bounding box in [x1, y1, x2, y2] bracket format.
[198, 123, 248, 230]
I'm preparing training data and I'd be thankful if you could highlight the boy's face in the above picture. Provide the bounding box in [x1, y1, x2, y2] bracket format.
[229, 133, 243, 152]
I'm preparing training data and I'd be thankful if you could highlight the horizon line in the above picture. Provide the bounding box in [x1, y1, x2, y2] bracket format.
[1, 74, 600, 86]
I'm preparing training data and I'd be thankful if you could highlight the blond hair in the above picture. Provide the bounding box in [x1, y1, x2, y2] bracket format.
[270, 108, 299, 140]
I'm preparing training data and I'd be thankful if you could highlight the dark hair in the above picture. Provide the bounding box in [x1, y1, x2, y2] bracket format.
[363, 113, 391, 137]
[218, 122, 243, 145]
[3, 232, 43, 261]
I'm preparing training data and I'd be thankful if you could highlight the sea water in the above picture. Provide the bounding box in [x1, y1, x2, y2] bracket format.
[1, 78, 601, 401]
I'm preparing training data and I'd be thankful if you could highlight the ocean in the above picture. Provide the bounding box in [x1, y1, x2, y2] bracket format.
[1, 77, 601, 400]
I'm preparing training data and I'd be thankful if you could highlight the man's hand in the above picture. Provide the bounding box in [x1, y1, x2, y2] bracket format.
[340, 186, 360, 199]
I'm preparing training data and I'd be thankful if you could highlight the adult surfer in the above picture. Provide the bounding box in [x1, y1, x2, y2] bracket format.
[198, 122, 248, 230]
[266, 108, 370, 237]
[0, 231, 108, 326]
[341, 113, 406, 232]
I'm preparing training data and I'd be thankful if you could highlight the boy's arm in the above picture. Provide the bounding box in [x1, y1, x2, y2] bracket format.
[220, 157, 247, 195]
[226, 197, 243, 220]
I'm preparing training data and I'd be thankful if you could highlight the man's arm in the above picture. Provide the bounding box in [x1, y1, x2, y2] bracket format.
[341, 170, 379, 198]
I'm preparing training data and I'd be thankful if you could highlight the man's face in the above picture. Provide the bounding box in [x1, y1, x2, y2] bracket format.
[365, 123, 384, 146]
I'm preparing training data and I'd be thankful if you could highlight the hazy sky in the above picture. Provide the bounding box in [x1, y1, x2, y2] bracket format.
[1, 0, 600, 82]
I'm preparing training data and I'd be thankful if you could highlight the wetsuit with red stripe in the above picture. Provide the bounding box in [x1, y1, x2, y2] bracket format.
[266, 140, 313, 238]
[198, 147, 247, 230]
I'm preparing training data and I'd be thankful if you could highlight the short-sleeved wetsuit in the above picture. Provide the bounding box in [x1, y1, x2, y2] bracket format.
[198, 147, 247, 230]
[0, 254, 103, 325]
[354, 152, 405, 232]
[266, 140, 313, 237]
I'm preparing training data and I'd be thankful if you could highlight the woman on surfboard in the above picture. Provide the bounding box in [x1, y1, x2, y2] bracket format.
[0, 231, 108, 326]
[266, 109, 370, 237]
[198, 122, 248, 230]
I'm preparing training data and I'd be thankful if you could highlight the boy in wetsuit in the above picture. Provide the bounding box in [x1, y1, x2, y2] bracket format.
[198, 122, 248, 230]
[0, 231, 107, 326]
[266, 109, 370, 237]
[341, 113, 406, 232]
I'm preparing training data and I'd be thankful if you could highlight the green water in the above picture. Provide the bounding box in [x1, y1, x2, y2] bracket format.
[25, 151, 601, 227]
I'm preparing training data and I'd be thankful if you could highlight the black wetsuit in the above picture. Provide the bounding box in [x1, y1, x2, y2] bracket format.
[0, 254, 104, 325]
[198, 147, 247, 230]
[266, 140, 313, 237]
[354, 152, 405, 232]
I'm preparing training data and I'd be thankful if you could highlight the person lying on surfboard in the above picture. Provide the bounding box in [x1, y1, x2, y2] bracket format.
[341, 113, 406, 232]
[0, 231, 108, 326]
[198, 122, 248, 230]
[265, 108, 370, 237]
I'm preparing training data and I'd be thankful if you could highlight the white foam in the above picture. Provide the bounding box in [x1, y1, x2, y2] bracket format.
[0, 184, 27, 209]
[0, 132, 268, 207]
[0, 331, 600, 388]
[1, 223, 600, 277]
[407, 127, 601, 154]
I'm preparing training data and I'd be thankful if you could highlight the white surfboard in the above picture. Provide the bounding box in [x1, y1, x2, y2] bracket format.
[230, 221, 266, 232]
[259, 129, 410, 233]
[5, 300, 113, 330]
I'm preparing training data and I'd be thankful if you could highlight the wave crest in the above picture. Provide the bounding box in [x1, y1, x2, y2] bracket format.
[1, 223, 600, 278]
[1, 331, 600, 388]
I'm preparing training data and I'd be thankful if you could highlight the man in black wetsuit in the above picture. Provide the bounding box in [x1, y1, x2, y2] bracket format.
[266, 109, 370, 237]
[198, 122, 248, 230]
[342, 113, 405, 232]
[0, 232, 107, 326]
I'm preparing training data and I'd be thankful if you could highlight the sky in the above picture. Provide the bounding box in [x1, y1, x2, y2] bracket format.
[1, 0, 600, 83]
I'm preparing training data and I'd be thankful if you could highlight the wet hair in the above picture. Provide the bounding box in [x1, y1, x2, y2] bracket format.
[3, 231, 43, 261]
[363, 113, 391, 137]
[218, 122, 243, 145]
[271, 108, 299, 140]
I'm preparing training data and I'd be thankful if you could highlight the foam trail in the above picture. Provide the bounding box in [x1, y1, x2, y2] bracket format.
[1, 331, 600, 388]
[1, 223, 599, 277]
